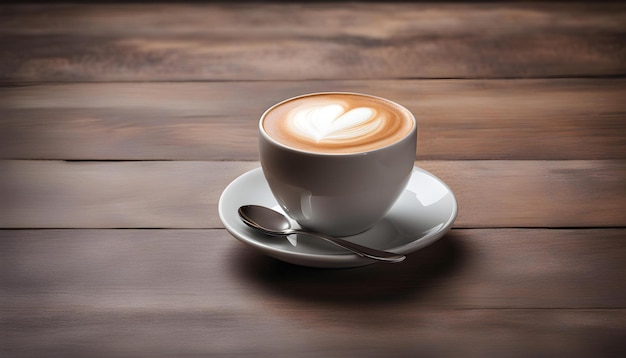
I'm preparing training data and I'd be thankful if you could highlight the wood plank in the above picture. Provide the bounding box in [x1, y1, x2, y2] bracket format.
[0, 160, 624, 228]
[1, 309, 624, 358]
[1, 228, 623, 309]
[0, 3, 624, 81]
[1, 229, 625, 357]
[2, 78, 625, 160]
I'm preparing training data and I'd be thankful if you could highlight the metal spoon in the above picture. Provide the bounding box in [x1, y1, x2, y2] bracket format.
[238, 205, 405, 263]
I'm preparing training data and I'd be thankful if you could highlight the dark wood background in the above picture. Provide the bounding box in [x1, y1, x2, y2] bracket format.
[1, 3, 625, 357]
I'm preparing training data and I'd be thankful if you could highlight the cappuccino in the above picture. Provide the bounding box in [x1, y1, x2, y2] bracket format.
[261, 93, 415, 154]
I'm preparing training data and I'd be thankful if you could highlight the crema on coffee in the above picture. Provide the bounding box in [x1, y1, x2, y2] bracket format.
[261, 93, 415, 154]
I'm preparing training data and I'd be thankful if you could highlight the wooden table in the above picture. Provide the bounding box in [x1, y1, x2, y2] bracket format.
[1, 3, 625, 357]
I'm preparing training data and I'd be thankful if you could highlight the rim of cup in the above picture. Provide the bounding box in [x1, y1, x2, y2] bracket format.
[259, 91, 417, 157]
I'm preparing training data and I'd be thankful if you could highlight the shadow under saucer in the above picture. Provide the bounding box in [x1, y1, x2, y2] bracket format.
[230, 231, 466, 306]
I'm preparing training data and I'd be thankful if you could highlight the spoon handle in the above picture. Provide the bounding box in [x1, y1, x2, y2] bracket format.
[293, 230, 406, 263]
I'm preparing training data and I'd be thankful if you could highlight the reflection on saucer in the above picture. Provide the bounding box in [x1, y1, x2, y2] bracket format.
[218, 167, 457, 268]
[408, 169, 451, 207]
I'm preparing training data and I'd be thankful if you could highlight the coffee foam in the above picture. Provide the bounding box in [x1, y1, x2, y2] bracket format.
[262, 93, 414, 154]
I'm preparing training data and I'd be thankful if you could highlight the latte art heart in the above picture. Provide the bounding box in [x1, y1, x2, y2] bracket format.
[261, 93, 414, 154]
[291, 104, 382, 142]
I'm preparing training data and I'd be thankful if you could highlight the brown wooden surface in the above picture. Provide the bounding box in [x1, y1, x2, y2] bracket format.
[1, 3, 625, 81]
[1, 160, 625, 229]
[1, 229, 625, 357]
[1, 2, 625, 358]
[2, 78, 625, 160]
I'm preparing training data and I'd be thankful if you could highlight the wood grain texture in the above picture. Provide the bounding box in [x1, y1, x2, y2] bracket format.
[0, 160, 624, 229]
[0, 3, 624, 81]
[1, 228, 625, 357]
[2, 308, 625, 358]
[2, 78, 625, 160]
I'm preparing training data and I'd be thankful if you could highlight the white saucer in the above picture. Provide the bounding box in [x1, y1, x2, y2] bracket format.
[218, 167, 457, 268]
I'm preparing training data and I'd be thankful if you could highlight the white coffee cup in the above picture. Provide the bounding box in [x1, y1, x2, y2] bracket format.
[259, 92, 417, 236]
